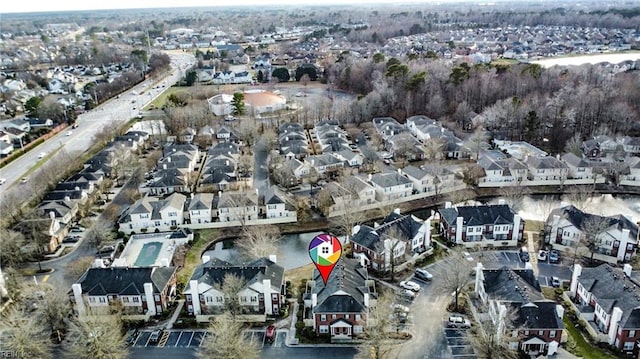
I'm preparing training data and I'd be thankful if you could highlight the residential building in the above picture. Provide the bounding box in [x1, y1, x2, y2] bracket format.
[524, 156, 569, 183]
[70, 266, 177, 317]
[474, 264, 564, 356]
[306, 154, 344, 176]
[351, 209, 431, 271]
[263, 186, 297, 219]
[188, 193, 214, 224]
[332, 150, 364, 167]
[438, 203, 524, 247]
[569, 264, 640, 355]
[184, 257, 285, 318]
[367, 171, 413, 202]
[214, 191, 259, 223]
[118, 193, 187, 235]
[561, 153, 601, 181]
[477, 152, 528, 186]
[544, 205, 638, 263]
[304, 257, 376, 339]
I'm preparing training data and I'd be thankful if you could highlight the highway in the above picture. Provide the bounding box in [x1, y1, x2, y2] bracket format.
[0, 53, 195, 198]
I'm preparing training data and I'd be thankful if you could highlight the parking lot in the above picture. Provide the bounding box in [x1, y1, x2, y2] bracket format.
[132, 328, 286, 348]
[444, 326, 476, 358]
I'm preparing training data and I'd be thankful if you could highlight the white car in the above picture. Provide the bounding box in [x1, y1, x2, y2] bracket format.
[38, 152, 46, 159]
[400, 280, 421, 292]
[0, 178, 5, 185]
[537, 250, 548, 262]
[392, 304, 410, 313]
[66, 131, 73, 136]
[448, 316, 471, 328]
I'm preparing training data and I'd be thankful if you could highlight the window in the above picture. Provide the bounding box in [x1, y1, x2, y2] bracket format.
[122, 297, 129, 303]
[133, 297, 139, 303]
[355, 314, 361, 321]
[154, 295, 160, 302]
[186, 295, 191, 301]
[319, 326, 329, 333]
[321, 315, 327, 321]
[89, 297, 96, 303]
[140, 213, 149, 219]
[345, 314, 350, 319]
[629, 330, 636, 337]
[216, 296, 223, 303]
[241, 296, 247, 303]
[354, 326, 363, 334]
[99, 297, 106, 303]
[168, 212, 177, 217]
[524, 330, 529, 335]
[538, 330, 543, 336]
[268, 204, 277, 209]
[251, 297, 257, 303]
[206, 296, 213, 303]
[154, 221, 161, 226]
[623, 341, 634, 351]
[332, 314, 336, 319]
[550, 331, 556, 338]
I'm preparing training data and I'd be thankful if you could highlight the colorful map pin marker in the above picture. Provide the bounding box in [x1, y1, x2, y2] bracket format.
[308, 233, 342, 285]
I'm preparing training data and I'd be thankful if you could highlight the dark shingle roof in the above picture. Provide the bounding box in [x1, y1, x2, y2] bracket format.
[440, 204, 516, 227]
[184, 257, 284, 293]
[313, 257, 372, 313]
[76, 267, 176, 296]
[482, 266, 543, 302]
[511, 301, 564, 330]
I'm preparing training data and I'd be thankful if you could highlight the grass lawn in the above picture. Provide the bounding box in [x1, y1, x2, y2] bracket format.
[524, 220, 544, 233]
[563, 316, 618, 359]
[143, 86, 190, 110]
[285, 263, 314, 297]
[176, 229, 219, 286]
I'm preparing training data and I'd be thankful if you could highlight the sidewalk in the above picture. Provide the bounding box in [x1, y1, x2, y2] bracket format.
[165, 299, 185, 330]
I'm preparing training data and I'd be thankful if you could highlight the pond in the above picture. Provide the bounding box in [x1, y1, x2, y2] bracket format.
[202, 231, 343, 270]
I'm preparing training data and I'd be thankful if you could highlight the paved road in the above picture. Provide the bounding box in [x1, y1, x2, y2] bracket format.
[0, 53, 195, 196]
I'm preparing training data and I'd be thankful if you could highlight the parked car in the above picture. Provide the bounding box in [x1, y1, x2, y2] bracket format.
[551, 276, 561, 288]
[265, 324, 276, 344]
[0, 178, 6, 185]
[126, 328, 140, 345]
[38, 152, 46, 159]
[62, 236, 81, 244]
[414, 268, 433, 281]
[392, 311, 409, 323]
[392, 305, 410, 316]
[70, 227, 85, 233]
[519, 246, 530, 262]
[448, 316, 471, 328]
[549, 250, 560, 263]
[20, 176, 29, 184]
[399, 289, 416, 300]
[400, 280, 421, 292]
[537, 250, 548, 262]
[149, 329, 163, 343]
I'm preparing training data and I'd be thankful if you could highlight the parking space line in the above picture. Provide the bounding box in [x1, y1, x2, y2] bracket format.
[176, 331, 183, 347]
[186, 332, 195, 347]
[502, 252, 510, 261]
[200, 332, 207, 347]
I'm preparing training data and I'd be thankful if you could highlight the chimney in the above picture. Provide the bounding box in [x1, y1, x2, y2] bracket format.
[368, 173, 372, 182]
[49, 211, 55, 219]
[64, 196, 71, 202]
[352, 225, 361, 235]
[624, 263, 632, 277]
[168, 157, 171, 162]
[189, 279, 201, 315]
[364, 292, 370, 307]
[393, 208, 401, 215]
[217, 191, 222, 197]
[93, 259, 105, 268]
[570, 264, 583, 297]
[445, 201, 452, 209]
[72, 283, 86, 316]
[263, 279, 273, 315]
[144, 282, 156, 316]
[269, 254, 277, 263]
[397, 168, 401, 175]
[312, 293, 317, 307]
[498, 199, 506, 205]
[163, 164, 167, 170]
[556, 304, 564, 320]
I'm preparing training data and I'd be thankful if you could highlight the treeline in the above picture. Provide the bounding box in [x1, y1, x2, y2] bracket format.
[325, 54, 640, 154]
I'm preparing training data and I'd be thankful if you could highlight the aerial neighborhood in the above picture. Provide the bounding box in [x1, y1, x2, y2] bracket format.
[1, 3, 640, 359]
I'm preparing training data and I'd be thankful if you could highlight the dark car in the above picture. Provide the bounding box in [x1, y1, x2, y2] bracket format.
[126, 328, 140, 345]
[62, 236, 81, 244]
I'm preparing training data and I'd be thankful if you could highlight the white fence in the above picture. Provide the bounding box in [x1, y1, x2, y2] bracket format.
[181, 215, 298, 230]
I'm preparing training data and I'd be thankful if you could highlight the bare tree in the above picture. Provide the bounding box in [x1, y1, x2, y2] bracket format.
[565, 186, 593, 211]
[383, 227, 408, 283]
[0, 308, 53, 359]
[64, 312, 128, 359]
[86, 221, 114, 249]
[470, 305, 519, 359]
[355, 292, 398, 359]
[465, 130, 489, 161]
[197, 312, 260, 359]
[564, 132, 583, 157]
[499, 185, 525, 212]
[37, 284, 71, 343]
[438, 255, 470, 312]
[0, 228, 28, 268]
[422, 137, 444, 162]
[581, 215, 611, 265]
[236, 225, 281, 260]
[237, 119, 259, 148]
[217, 273, 246, 319]
[330, 178, 367, 243]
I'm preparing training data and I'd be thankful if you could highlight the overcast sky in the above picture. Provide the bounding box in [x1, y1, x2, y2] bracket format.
[1, 0, 447, 14]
